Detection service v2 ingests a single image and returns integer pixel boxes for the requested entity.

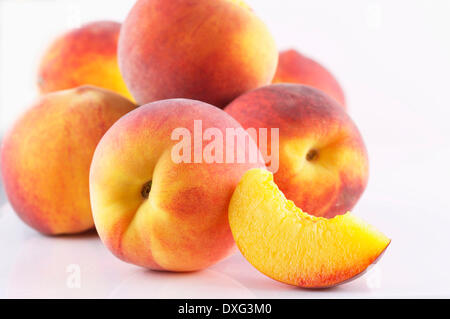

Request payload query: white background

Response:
[1,0,450,298]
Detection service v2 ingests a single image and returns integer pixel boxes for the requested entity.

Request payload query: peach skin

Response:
[229,168,390,288]
[89,99,264,271]
[118,0,278,108]
[225,84,369,218]
[0,86,137,235]
[37,21,132,100]
[273,49,346,109]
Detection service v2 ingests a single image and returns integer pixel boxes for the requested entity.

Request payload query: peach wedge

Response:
[228,168,390,288]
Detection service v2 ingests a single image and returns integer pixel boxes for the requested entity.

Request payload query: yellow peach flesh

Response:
[228,168,390,288]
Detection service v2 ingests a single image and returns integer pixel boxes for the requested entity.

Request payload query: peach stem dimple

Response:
[141,181,152,199]
[306,149,319,161]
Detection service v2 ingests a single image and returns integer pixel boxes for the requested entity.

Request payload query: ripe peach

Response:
[0,86,137,234]
[225,84,368,218]
[273,49,346,108]
[89,99,264,271]
[229,168,390,288]
[37,21,132,100]
[118,0,278,108]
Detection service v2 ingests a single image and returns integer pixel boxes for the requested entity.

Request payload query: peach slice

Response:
[228,168,390,288]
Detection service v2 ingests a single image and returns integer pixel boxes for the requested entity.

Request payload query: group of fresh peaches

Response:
[0,0,390,288]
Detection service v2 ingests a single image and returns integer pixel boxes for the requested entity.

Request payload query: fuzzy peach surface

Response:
[0,86,137,234]
[118,0,278,107]
[38,21,132,100]
[273,49,346,108]
[225,84,369,218]
[89,99,264,271]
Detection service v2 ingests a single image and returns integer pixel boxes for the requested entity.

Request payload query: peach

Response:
[273,49,346,108]
[0,86,137,234]
[229,168,390,288]
[225,84,368,218]
[118,0,278,108]
[89,99,264,271]
[37,21,132,100]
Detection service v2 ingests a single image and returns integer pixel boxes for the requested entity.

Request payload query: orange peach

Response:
[229,168,390,288]
[0,86,137,234]
[225,84,368,218]
[118,0,278,108]
[37,21,132,100]
[89,99,264,271]
[273,49,346,108]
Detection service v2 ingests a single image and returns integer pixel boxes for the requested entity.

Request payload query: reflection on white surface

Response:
[1,191,450,298]
[109,268,255,299]
[0,206,257,299]
[4,228,119,298]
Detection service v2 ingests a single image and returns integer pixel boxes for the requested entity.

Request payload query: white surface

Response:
[1,0,450,298]
[0,198,449,299]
